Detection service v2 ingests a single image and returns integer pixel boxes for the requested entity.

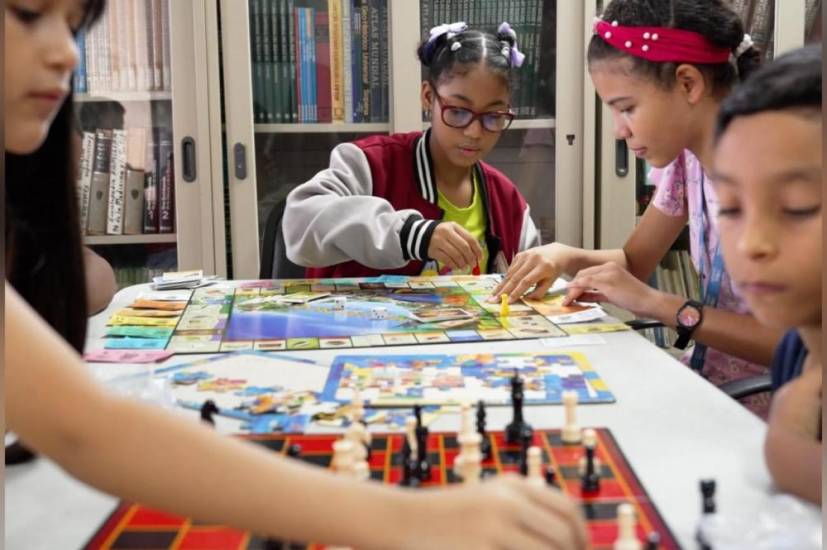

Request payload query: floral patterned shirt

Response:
[649,150,770,416]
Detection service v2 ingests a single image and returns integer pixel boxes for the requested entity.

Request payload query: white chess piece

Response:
[614,503,643,550]
[351,389,365,423]
[331,439,356,477]
[405,416,418,456]
[561,390,582,443]
[345,422,369,461]
[527,446,543,486]
[460,402,473,437]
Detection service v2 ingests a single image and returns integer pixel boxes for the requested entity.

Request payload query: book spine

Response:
[106,129,128,235]
[76,131,96,233]
[368,0,380,122]
[420,0,430,34]
[270,0,284,124]
[287,0,298,122]
[160,0,171,90]
[124,0,138,90]
[329,0,344,122]
[151,0,164,90]
[359,0,370,121]
[308,7,318,122]
[251,0,263,123]
[294,7,304,122]
[157,130,174,233]
[75,30,88,93]
[85,24,97,94]
[378,0,388,122]
[143,131,159,233]
[132,0,150,90]
[351,0,362,122]
[87,129,113,235]
[262,0,274,122]
[143,0,157,90]
[341,0,353,123]
[123,127,147,234]
[316,7,332,123]
[99,2,112,92]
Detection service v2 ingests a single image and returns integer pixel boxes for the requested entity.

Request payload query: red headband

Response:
[593,19,732,64]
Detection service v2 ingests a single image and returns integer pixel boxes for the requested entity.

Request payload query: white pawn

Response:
[561,390,582,444]
[351,389,365,423]
[459,401,474,437]
[345,422,369,462]
[526,446,544,487]
[455,450,482,484]
[614,503,642,550]
[331,439,356,477]
[405,416,418,455]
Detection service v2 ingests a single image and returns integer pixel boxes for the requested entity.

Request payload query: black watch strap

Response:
[674,299,704,350]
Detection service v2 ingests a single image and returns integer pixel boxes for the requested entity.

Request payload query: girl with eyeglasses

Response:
[284,22,540,278]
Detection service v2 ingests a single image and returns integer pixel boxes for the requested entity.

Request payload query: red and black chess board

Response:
[85,428,679,549]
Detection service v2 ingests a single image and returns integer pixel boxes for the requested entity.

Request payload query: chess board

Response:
[112,275,592,354]
[84,428,679,549]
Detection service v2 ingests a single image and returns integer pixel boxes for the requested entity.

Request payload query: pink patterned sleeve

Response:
[649,154,687,217]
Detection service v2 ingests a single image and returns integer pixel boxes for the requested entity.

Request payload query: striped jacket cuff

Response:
[400,216,440,261]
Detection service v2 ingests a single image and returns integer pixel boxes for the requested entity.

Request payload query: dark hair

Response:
[416,27,518,88]
[5,0,107,354]
[716,45,822,139]
[587,0,762,95]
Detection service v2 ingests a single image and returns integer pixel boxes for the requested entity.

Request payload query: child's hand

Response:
[401,474,589,550]
[768,362,822,440]
[489,245,564,303]
[563,262,657,316]
[427,222,484,272]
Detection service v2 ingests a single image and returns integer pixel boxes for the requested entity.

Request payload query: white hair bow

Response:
[497,22,525,68]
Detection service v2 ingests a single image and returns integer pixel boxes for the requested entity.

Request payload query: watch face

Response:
[678,305,701,328]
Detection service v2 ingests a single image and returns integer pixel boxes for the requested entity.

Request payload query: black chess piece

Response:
[696,479,717,550]
[581,442,600,492]
[476,400,492,460]
[286,444,302,458]
[644,531,661,550]
[200,399,219,426]
[544,465,558,487]
[413,405,431,481]
[505,370,533,444]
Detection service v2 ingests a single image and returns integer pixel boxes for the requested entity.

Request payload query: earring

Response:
[424,109,432,120]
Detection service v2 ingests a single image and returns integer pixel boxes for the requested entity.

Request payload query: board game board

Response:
[156,275,576,354]
[84,428,679,550]
[321,352,615,406]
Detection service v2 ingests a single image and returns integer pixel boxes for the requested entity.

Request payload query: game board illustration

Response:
[84,429,679,550]
[321,352,614,406]
[108,275,582,354]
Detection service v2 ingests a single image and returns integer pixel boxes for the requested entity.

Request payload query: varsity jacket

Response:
[283,130,540,278]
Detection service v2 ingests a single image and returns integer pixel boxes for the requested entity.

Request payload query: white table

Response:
[6,282,774,549]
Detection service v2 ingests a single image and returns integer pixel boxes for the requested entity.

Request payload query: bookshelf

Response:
[73,0,227,287]
[219,0,585,279]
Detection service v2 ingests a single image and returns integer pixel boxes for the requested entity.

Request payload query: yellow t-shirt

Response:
[433,172,489,275]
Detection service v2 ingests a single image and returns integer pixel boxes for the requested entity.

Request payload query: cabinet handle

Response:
[181,137,196,182]
[233,142,247,180]
[615,139,628,177]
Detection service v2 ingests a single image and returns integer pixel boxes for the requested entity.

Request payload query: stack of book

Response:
[74,0,171,95]
[76,127,175,236]
[249,0,390,124]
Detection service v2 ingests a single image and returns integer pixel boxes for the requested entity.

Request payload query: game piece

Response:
[644,532,660,550]
[331,440,355,476]
[614,503,642,550]
[499,293,510,317]
[544,465,558,487]
[561,390,582,444]
[332,296,347,310]
[526,446,543,486]
[476,400,491,459]
[286,444,302,458]
[414,405,431,481]
[505,370,533,444]
[370,306,388,320]
[345,422,369,462]
[518,433,531,476]
[200,399,219,426]
[454,450,482,484]
[700,479,716,514]
[459,402,473,437]
[399,439,417,487]
[404,416,418,456]
[581,428,601,492]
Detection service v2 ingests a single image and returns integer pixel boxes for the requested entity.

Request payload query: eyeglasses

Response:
[432,90,515,133]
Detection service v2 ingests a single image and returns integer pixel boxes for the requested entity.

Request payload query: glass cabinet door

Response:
[73,0,223,285]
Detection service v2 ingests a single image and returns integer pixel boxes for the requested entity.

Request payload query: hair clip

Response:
[451,41,462,52]
[497,22,525,68]
[424,21,468,62]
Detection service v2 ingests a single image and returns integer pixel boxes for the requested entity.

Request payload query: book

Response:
[270,0,283,123]
[359,0,370,121]
[294,7,304,122]
[315,6,332,123]
[107,129,128,235]
[251,0,264,123]
[74,30,88,93]
[76,131,96,232]
[160,0,171,90]
[143,0,157,90]
[329,0,345,122]
[87,129,113,235]
[151,0,165,89]
[378,0,388,122]
[143,131,159,233]
[262,0,275,122]
[132,0,150,90]
[286,0,298,122]
[123,127,148,234]
[341,0,353,123]
[368,0,380,122]
[157,130,174,233]
[351,0,363,122]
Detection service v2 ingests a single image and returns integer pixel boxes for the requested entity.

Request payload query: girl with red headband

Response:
[491,0,780,415]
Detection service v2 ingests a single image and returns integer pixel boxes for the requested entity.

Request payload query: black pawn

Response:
[476,400,492,460]
[505,370,533,444]
[414,405,431,481]
[581,444,600,492]
[644,531,661,550]
[700,479,716,514]
[544,465,558,487]
[200,399,219,426]
[399,439,416,487]
[286,444,302,458]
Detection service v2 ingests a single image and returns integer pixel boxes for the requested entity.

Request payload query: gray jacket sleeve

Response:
[283,143,437,269]
[519,205,542,251]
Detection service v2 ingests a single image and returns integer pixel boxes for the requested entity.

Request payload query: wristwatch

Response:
[674,299,704,349]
